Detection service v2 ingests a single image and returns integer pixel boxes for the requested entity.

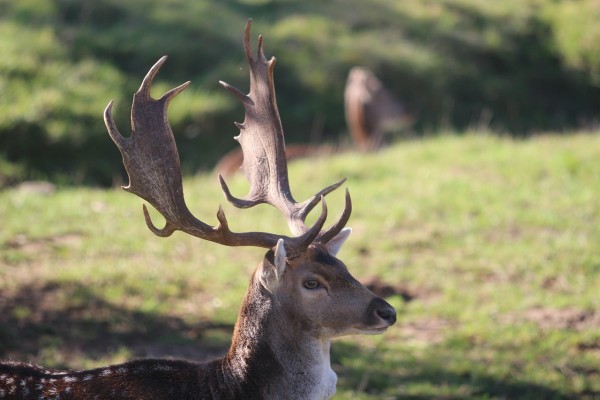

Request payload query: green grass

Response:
[1,133,599,398]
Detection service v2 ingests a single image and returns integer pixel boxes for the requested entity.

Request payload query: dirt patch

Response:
[362,276,416,301]
[502,307,600,331]
[578,340,600,352]
[398,317,454,344]
[14,181,56,195]
[4,233,84,258]
[482,225,560,245]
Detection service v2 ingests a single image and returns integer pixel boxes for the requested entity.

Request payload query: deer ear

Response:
[259,239,287,293]
[325,227,352,256]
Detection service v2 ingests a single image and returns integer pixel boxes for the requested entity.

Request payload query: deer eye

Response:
[303,279,320,290]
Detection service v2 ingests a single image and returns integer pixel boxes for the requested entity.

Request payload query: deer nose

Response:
[371,297,397,325]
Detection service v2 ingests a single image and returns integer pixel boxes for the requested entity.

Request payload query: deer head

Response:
[257,240,396,337]
[0,20,395,400]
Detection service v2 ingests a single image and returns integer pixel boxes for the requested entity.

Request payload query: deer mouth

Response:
[350,326,390,335]
[363,327,389,335]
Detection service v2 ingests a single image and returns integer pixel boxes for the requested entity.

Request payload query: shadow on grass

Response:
[0,281,232,368]
[332,341,575,400]
[1,281,591,398]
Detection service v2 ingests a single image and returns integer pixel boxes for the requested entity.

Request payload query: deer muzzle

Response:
[365,297,397,331]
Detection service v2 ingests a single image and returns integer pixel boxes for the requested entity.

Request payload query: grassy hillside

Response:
[1,133,599,399]
[2,0,600,185]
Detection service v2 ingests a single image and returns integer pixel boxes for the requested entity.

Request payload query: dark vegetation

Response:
[1,0,600,185]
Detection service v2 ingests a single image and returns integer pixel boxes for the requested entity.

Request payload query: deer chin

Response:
[320,325,389,339]
[350,326,389,335]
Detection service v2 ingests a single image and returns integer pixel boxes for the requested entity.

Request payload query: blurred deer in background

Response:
[0,20,396,399]
[345,66,414,151]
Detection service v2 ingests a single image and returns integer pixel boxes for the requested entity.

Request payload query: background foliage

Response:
[1,0,600,185]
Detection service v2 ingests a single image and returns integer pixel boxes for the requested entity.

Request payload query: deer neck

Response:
[222,276,337,400]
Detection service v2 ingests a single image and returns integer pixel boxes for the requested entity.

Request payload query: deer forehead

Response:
[286,246,352,280]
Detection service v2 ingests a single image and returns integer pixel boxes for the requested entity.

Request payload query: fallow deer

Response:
[344,66,414,151]
[0,20,396,399]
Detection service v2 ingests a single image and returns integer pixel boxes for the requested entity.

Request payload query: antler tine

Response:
[137,55,167,102]
[105,56,330,251]
[219,19,351,252]
[295,177,346,221]
[317,188,352,243]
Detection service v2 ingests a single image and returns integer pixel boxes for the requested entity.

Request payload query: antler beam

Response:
[219,20,352,246]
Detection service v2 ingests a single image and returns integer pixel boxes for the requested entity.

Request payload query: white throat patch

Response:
[306,340,337,400]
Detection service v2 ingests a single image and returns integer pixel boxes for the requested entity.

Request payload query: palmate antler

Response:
[104,20,350,255]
